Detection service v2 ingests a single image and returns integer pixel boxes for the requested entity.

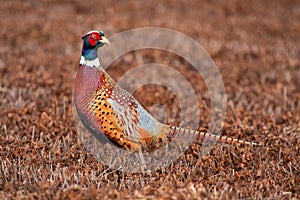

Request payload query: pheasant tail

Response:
[165,126,260,146]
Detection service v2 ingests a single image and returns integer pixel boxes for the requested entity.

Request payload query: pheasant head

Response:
[81,30,110,61]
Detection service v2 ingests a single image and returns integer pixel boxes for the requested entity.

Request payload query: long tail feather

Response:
[167,126,260,146]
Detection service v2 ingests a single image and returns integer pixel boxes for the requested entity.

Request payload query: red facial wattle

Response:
[88,34,100,46]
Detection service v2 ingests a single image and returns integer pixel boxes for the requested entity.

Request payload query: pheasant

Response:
[74,30,259,153]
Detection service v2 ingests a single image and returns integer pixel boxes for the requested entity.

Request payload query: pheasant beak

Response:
[99,36,110,45]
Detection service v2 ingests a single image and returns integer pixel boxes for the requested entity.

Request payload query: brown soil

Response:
[0,0,299,199]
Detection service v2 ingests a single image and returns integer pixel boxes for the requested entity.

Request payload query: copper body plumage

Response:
[74,30,259,153]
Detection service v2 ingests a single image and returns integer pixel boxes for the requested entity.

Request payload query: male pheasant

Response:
[74,30,258,153]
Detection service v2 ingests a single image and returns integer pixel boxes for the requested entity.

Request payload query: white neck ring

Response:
[80,56,101,68]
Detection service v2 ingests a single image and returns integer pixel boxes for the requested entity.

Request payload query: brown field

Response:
[0,0,299,199]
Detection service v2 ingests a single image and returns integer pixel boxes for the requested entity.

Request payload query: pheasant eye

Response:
[91,34,96,39]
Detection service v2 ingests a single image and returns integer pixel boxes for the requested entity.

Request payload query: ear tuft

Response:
[81,34,87,40]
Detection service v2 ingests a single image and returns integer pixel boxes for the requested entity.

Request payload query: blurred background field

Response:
[0,0,299,199]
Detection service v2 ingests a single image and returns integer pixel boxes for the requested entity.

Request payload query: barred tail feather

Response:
[167,126,259,146]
